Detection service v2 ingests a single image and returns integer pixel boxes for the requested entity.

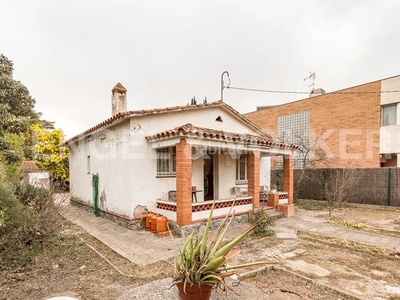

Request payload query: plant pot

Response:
[176,282,212,300]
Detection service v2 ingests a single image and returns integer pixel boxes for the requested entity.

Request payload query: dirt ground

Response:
[243,206,400,300]
[1,205,400,300]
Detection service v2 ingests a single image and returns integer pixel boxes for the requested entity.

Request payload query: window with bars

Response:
[157,147,176,176]
[236,154,247,182]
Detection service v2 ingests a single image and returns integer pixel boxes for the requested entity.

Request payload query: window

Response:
[382,105,397,126]
[236,154,247,182]
[87,156,90,174]
[157,147,176,176]
[277,111,310,169]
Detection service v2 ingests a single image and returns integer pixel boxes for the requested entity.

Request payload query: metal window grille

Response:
[157,147,176,176]
[236,154,248,181]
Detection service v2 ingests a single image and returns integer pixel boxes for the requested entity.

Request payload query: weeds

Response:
[295,199,328,210]
[249,209,275,238]
[0,182,65,269]
[374,247,388,255]
[329,219,370,230]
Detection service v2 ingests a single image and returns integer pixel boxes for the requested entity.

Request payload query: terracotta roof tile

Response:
[21,161,40,173]
[145,123,298,150]
[63,100,271,145]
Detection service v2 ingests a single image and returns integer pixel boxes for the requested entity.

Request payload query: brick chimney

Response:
[111,83,127,116]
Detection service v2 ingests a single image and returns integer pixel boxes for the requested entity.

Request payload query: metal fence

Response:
[272,168,400,207]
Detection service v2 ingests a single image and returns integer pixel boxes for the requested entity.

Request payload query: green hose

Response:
[92,173,99,215]
[387,168,391,207]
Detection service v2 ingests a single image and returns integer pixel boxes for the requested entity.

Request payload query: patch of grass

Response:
[373,247,388,255]
[329,219,370,230]
[295,199,328,210]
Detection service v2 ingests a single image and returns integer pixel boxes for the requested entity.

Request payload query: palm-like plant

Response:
[163,202,271,292]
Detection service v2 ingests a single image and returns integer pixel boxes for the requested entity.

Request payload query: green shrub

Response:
[0,183,61,269]
[13,182,51,206]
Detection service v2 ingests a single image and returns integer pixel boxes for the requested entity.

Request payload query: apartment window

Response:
[382,105,397,126]
[87,156,90,174]
[157,147,176,176]
[236,154,247,182]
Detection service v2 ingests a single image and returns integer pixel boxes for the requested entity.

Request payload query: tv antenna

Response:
[220,71,231,102]
[303,71,316,93]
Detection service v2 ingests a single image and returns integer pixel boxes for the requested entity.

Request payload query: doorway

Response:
[203,152,214,200]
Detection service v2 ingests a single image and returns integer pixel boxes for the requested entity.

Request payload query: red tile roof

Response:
[21,161,40,173]
[146,123,298,150]
[63,101,270,145]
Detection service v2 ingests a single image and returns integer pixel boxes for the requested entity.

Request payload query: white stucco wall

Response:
[217,153,236,198]
[260,157,271,187]
[69,105,271,217]
[26,172,50,190]
[139,107,261,136]
[381,76,400,105]
[380,125,400,154]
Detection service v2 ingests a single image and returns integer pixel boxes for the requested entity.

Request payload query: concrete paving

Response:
[61,205,184,267]
[61,204,400,268]
[59,204,400,300]
[274,209,400,252]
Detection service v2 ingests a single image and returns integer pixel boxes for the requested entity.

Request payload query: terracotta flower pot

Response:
[176,282,212,300]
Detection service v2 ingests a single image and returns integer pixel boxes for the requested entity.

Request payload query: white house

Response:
[21,161,50,190]
[64,83,297,229]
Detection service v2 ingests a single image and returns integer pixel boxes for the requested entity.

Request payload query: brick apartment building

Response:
[245,75,400,169]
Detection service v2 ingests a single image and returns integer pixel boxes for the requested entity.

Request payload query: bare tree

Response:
[278,131,360,216]
[323,167,359,217]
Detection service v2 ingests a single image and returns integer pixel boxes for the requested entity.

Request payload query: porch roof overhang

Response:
[145,123,298,156]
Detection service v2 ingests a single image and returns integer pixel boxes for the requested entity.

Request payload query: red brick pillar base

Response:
[268,193,279,208]
[277,203,295,217]
[176,139,192,226]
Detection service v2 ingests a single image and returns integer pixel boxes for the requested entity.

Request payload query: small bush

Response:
[250,209,275,238]
[295,199,328,210]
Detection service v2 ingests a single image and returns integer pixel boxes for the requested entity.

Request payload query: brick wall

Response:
[246,81,382,168]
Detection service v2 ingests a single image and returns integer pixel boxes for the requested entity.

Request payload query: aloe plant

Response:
[162,202,271,291]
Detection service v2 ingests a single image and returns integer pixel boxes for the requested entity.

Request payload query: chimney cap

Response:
[112,82,127,94]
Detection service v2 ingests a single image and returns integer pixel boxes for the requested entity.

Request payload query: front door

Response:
[204,152,214,200]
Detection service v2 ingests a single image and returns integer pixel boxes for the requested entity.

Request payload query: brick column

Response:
[278,154,295,217]
[247,150,260,208]
[176,138,192,226]
[283,154,294,204]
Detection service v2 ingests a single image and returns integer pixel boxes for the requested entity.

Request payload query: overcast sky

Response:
[2,0,400,138]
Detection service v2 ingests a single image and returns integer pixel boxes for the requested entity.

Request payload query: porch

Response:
[156,196,253,223]
[146,124,298,226]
